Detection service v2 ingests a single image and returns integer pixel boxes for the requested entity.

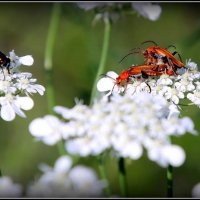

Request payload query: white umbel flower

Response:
[77,2,162,23]
[26,155,106,197]
[98,59,200,108]
[132,2,162,21]
[30,92,195,168]
[0,50,45,121]
[0,176,22,197]
[29,115,67,145]
[192,183,200,197]
[0,94,34,121]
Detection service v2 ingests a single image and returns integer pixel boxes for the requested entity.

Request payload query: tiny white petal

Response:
[12,103,26,118]
[1,104,16,121]
[124,142,143,160]
[54,156,72,174]
[18,97,34,110]
[181,117,196,135]
[168,104,180,119]
[97,77,115,92]
[19,55,34,66]
[185,59,198,70]
[162,145,185,167]
[29,116,54,137]
[43,134,61,145]
[97,71,118,92]
[106,71,119,79]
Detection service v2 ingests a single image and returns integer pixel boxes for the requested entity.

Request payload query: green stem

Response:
[98,155,111,196]
[57,140,66,156]
[167,164,173,197]
[90,18,111,197]
[0,169,2,177]
[44,3,63,156]
[118,157,128,197]
[90,18,111,105]
[44,3,61,114]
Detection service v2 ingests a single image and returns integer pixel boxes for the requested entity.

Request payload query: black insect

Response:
[0,51,11,74]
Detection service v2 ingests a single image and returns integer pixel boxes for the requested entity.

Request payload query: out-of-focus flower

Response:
[29,115,69,145]
[26,155,106,197]
[76,2,162,23]
[131,2,162,21]
[29,92,196,168]
[0,50,45,121]
[0,176,22,197]
[192,182,200,197]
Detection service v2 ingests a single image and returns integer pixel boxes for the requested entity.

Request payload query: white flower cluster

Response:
[29,92,196,167]
[0,50,45,121]
[77,2,162,23]
[27,155,106,197]
[0,176,22,197]
[0,156,105,197]
[97,60,200,107]
[192,182,200,197]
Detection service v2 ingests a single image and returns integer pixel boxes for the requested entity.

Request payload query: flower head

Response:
[77,2,162,23]
[26,155,106,197]
[0,176,22,197]
[192,182,200,197]
[29,91,196,168]
[132,2,162,21]
[0,50,45,121]
[97,59,200,108]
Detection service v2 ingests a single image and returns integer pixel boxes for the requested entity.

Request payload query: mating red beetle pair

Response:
[111,41,186,91]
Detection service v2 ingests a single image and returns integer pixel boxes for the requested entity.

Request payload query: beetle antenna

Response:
[141,40,158,46]
[119,52,134,63]
[100,73,116,81]
[166,45,176,50]
[119,47,141,63]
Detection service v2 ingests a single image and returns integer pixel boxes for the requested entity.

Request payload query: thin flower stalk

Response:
[98,155,111,196]
[44,3,61,113]
[90,17,111,105]
[167,164,173,197]
[118,157,128,197]
[44,3,65,156]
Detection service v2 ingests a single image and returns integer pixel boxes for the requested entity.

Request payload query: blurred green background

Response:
[0,2,200,197]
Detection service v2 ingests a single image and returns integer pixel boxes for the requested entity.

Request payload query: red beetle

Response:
[120,41,186,75]
[112,64,170,93]
[142,41,185,75]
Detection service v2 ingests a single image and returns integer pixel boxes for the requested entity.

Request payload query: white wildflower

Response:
[0,94,34,121]
[29,115,67,145]
[31,92,196,168]
[192,183,200,197]
[77,2,162,23]
[132,2,162,21]
[0,50,45,121]
[26,155,106,197]
[0,176,22,197]
[98,60,200,108]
